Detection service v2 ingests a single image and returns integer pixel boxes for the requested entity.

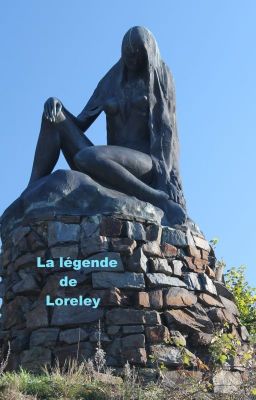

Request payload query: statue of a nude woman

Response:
[29,26,187,226]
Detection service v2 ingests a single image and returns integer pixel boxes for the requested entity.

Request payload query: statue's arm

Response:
[62,105,101,132]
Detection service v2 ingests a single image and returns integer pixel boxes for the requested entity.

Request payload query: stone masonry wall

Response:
[0,214,250,372]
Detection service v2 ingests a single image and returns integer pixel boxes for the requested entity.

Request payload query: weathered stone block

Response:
[48,222,80,246]
[4,297,26,329]
[183,272,217,295]
[122,347,147,365]
[148,258,172,275]
[213,371,242,394]
[161,228,187,247]
[100,216,123,237]
[148,290,163,309]
[142,242,162,257]
[12,275,39,295]
[51,245,79,259]
[59,328,89,344]
[146,224,162,242]
[111,238,136,255]
[146,274,187,288]
[171,260,183,276]
[199,293,224,308]
[92,272,145,289]
[89,288,123,306]
[169,330,186,347]
[220,296,239,316]
[81,219,100,239]
[124,221,146,241]
[186,245,201,258]
[193,235,210,252]
[21,347,52,372]
[161,243,178,257]
[107,326,121,335]
[81,236,109,257]
[165,307,214,334]
[214,281,235,301]
[106,309,161,325]
[51,307,103,327]
[122,334,145,348]
[145,325,170,343]
[27,231,45,252]
[14,253,35,270]
[149,344,196,367]
[30,328,59,347]
[26,303,49,330]
[123,325,144,334]
[11,330,30,352]
[54,342,93,364]
[135,292,150,308]
[12,227,31,245]
[127,247,148,273]
[89,331,111,342]
[164,287,197,308]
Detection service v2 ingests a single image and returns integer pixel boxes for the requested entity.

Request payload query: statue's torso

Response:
[105,78,151,154]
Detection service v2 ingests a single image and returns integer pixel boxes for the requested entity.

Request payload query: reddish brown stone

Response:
[145,325,170,343]
[100,216,123,237]
[122,347,147,365]
[201,249,210,260]
[135,292,150,308]
[186,245,201,259]
[193,236,210,252]
[205,265,216,279]
[165,307,214,334]
[89,288,124,306]
[193,257,208,270]
[164,287,197,308]
[199,293,224,308]
[110,237,136,255]
[149,290,163,310]
[184,256,194,269]
[161,243,178,257]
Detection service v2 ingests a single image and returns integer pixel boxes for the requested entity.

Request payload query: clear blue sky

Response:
[1,1,255,285]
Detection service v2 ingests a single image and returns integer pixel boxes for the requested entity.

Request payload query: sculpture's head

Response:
[121,26,160,72]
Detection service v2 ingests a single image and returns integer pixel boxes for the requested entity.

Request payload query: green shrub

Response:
[224,265,256,334]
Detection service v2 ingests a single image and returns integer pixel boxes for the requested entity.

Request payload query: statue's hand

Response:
[44,97,62,122]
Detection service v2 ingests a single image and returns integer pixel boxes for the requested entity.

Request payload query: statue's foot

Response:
[160,197,187,226]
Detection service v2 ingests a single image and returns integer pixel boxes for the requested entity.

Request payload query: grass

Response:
[0,359,255,400]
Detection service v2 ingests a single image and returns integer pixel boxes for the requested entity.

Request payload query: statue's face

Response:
[122,30,148,72]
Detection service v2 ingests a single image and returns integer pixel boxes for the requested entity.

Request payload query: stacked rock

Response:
[0,213,249,372]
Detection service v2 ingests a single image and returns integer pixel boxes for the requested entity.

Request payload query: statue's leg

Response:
[74,145,168,205]
[29,112,92,184]
[74,145,186,224]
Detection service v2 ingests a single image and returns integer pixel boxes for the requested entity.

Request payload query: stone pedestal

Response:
[0,211,248,372]
[0,170,249,372]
